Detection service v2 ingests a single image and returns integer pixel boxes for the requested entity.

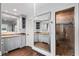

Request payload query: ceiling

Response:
[1,3,75,20]
[2,3,34,17]
[2,3,75,16]
[1,3,34,23]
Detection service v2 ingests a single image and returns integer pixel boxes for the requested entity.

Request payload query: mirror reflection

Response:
[1,13,17,32]
[34,20,50,52]
[34,21,50,51]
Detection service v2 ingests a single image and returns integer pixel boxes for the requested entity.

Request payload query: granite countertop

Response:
[1,32,25,38]
[1,35,20,38]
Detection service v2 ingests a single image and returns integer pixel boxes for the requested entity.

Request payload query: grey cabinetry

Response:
[1,35,26,54]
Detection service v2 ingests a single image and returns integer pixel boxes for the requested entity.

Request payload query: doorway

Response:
[55,7,75,56]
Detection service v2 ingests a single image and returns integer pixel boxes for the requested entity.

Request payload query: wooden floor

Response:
[34,42,50,52]
[3,47,45,56]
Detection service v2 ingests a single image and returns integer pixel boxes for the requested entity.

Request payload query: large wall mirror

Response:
[1,12,17,32]
[34,12,51,52]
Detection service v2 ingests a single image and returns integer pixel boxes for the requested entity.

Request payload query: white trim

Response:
[32,46,51,56]
[74,4,79,56]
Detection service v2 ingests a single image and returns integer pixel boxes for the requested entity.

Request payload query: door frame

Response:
[51,4,78,56]
[32,12,52,56]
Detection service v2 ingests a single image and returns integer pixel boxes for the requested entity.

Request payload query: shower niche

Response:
[55,7,75,56]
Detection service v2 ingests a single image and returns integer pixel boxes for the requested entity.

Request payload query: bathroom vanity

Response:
[1,32,26,54]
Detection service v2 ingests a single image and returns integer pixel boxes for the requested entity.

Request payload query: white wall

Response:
[2,3,34,18]
[36,3,75,15]
[26,17,34,47]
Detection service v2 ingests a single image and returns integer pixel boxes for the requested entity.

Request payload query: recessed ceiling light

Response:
[13,9,17,11]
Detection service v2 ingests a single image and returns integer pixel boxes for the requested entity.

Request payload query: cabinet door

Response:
[1,39,6,54]
[21,35,26,47]
[14,36,21,48]
[2,36,26,52]
[4,38,12,52]
[6,37,16,51]
[5,36,21,52]
[34,34,39,42]
[39,34,49,44]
